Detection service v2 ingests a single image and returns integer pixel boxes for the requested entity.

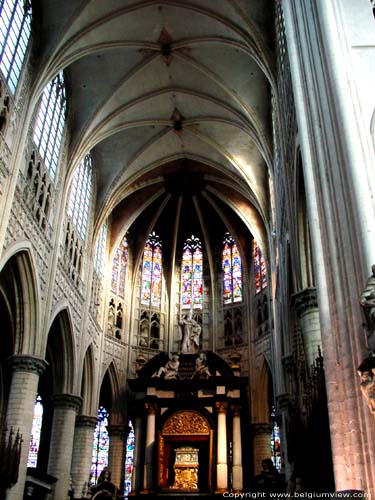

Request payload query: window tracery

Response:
[181,235,203,310]
[67,154,93,241]
[91,406,109,485]
[222,233,242,304]
[141,231,162,309]
[0,0,32,94]
[32,70,66,181]
[124,421,135,498]
[253,239,267,294]
[27,395,43,468]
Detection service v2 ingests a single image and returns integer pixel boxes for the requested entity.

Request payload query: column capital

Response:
[292,287,318,317]
[250,422,272,435]
[215,401,228,413]
[75,415,98,429]
[50,393,82,412]
[145,402,157,414]
[231,404,242,416]
[8,354,48,376]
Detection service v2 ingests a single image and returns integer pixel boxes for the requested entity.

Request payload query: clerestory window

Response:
[32,70,66,181]
[67,154,93,240]
[0,0,32,94]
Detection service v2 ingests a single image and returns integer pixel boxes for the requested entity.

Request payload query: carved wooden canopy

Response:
[162,410,210,435]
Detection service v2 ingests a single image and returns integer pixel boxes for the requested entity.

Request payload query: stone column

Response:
[293,288,321,367]
[215,401,228,493]
[131,416,143,493]
[108,424,126,491]
[142,402,156,493]
[231,405,243,492]
[5,355,47,500]
[71,416,97,499]
[251,423,271,476]
[48,394,82,500]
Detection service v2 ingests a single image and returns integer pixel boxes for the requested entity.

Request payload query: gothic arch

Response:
[100,361,122,424]
[80,344,96,416]
[45,308,76,394]
[254,357,273,423]
[0,246,40,356]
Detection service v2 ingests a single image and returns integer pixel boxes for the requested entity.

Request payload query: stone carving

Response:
[178,311,201,353]
[192,352,211,379]
[357,356,375,414]
[152,354,180,379]
[162,410,210,435]
[360,265,375,351]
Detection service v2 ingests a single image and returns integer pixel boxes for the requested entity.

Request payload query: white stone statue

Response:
[178,311,201,353]
[152,354,180,379]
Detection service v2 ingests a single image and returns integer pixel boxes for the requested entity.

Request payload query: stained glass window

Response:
[270,406,281,472]
[67,154,93,240]
[181,235,203,310]
[32,70,66,180]
[141,231,162,309]
[27,395,43,468]
[91,406,109,485]
[0,0,32,94]
[222,233,242,304]
[124,421,135,498]
[94,222,107,278]
[111,235,128,298]
[253,239,267,294]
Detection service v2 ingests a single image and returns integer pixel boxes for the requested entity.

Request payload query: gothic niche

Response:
[224,308,243,346]
[139,310,160,349]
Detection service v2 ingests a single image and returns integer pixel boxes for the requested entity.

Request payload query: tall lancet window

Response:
[181,235,203,310]
[91,406,109,485]
[0,0,32,94]
[222,233,242,304]
[27,395,43,467]
[67,153,93,240]
[94,222,107,278]
[141,231,162,309]
[253,239,267,294]
[32,70,66,180]
[111,235,128,299]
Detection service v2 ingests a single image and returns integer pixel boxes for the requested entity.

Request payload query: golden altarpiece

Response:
[127,351,248,499]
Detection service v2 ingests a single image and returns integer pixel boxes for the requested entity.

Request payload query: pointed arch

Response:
[100,360,122,424]
[46,307,76,394]
[80,344,96,415]
[254,356,273,423]
[0,245,41,356]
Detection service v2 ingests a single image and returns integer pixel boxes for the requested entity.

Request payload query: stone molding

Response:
[8,354,48,376]
[276,392,291,411]
[75,415,98,429]
[292,287,318,317]
[50,393,82,412]
[251,423,272,435]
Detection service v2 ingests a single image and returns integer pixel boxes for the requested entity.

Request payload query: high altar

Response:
[127,350,248,498]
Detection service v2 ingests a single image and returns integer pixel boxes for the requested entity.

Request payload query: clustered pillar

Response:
[71,415,98,498]
[48,393,82,500]
[5,355,47,500]
[108,424,126,490]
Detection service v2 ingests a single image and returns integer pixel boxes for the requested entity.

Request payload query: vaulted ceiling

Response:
[34,0,276,262]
